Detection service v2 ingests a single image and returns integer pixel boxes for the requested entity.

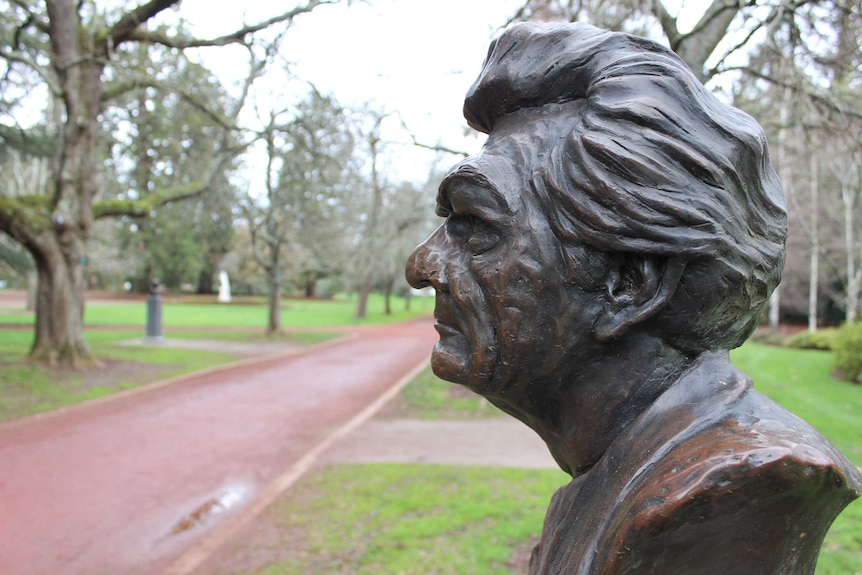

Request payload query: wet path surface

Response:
[0,318,435,575]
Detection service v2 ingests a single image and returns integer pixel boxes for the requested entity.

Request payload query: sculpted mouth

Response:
[433,303,463,338]
[434,320,462,338]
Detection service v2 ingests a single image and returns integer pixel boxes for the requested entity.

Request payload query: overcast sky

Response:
[174,0,526,184]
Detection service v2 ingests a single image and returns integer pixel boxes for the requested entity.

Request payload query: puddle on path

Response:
[169,483,252,536]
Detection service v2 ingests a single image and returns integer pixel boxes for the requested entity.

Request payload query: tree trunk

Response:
[843,179,858,323]
[26,270,37,311]
[24,0,104,366]
[267,279,282,335]
[304,277,317,298]
[769,290,780,331]
[654,0,740,83]
[28,232,96,367]
[356,278,372,319]
[197,268,214,294]
[383,279,393,315]
[849,271,862,325]
[354,124,384,320]
[808,152,819,332]
[769,87,792,333]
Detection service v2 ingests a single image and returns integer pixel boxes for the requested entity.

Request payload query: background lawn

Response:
[0,293,433,327]
[0,329,240,422]
[239,464,569,575]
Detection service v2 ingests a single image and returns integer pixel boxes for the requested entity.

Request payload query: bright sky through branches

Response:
[175,0,707,184]
[177,0,523,183]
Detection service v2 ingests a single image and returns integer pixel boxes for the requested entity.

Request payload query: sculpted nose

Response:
[405,226,449,291]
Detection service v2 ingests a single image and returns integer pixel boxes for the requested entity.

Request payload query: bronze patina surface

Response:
[406,22,861,575]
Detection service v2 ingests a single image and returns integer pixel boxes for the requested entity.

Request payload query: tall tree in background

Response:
[353,114,386,320]
[376,176,440,315]
[351,113,442,319]
[508,0,745,81]
[245,88,356,334]
[0,0,333,365]
[109,45,238,293]
[734,1,862,326]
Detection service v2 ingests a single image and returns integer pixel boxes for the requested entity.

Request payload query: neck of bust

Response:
[504,332,695,476]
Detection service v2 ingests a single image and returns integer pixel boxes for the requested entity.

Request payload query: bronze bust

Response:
[406,22,861,574]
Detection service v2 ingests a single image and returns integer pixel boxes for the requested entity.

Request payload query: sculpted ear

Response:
[594,255,686,341]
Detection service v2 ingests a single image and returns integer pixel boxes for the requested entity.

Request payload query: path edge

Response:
[0,332,354,433]
[164,354,431,575]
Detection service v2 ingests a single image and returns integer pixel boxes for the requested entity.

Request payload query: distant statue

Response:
[217,270,231,303]
[406,23,861,574]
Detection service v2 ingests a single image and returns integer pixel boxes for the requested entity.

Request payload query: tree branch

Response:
[671,0,746,81]
[705,16,766,80]
[105,0,180,48]
[396,115,470,157]
[0,46,62,97]
[0,122,57,158]
[93,146,242,220]
[125,0,336,49]
[718,65,862,121]
[92,181,204,219]
[10,0,51,44]
[101,78,240,131]
[0,195,52,243]
[651,0,681,50]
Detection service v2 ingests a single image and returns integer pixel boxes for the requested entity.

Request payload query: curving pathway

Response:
[0,318,436,575]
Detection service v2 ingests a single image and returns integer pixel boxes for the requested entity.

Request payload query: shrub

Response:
[785,328,840,351]
[748,329,788,347]
[833,322,862,384]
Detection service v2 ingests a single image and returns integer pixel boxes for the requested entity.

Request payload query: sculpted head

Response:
[406,23,786,418]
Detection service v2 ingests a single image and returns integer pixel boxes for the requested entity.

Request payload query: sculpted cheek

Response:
[449,267,498,378]
[481,249,545,357]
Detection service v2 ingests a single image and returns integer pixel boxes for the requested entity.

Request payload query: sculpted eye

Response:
[467,226,501,255]
[445,214,472,240]
[446,213,500,255]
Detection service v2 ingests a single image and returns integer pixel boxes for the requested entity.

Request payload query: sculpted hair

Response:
[464,23,787,351]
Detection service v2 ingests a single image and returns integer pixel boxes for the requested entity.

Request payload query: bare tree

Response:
[831,158,862,323]
[808,148,820,331]
[507,0,743,81]
[353,115,386,320]
[245,89,356,333]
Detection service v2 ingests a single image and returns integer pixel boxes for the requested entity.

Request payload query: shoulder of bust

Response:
[595,415,860,575]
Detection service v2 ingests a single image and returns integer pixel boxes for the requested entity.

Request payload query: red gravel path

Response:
[0,318,436,575]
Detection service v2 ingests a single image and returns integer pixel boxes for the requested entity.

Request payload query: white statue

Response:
[217,270,231,303]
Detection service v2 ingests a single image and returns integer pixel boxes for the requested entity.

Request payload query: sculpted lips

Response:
[433,300,463,339]
[434,320,461,338]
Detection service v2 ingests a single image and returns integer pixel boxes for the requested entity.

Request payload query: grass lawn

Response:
[243,342,862,575]
[0,293,433,327]
[221,464,568,575]
[0,329,243,423]
[391,366,500,419]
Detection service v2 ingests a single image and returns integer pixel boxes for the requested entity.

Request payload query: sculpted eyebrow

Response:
[437,166,511,218]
